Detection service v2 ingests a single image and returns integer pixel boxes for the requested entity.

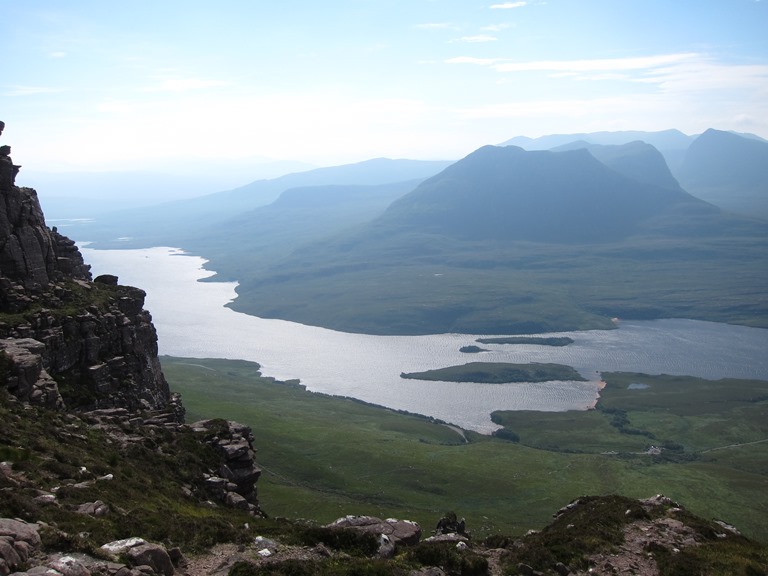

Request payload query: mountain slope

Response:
[675,128,768,219]
[182,179,423,279]
[552,140,682,191]
[226,144,768,334]
[372,145,700,244]
[66,158,452,248]
[501,129,695,172]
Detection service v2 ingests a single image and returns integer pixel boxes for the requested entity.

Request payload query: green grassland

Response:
[163,357,768,542]
[225,233,768,335]
[400,362,585,383]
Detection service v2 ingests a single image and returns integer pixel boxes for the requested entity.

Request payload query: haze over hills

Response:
[179,180,426,278]
[61,128,768,335]
[676,128,768,220]
[26,158,317,217]
[551,141,682,191]
[219,143,768,335]
[64,157,452,247]
[503,129,768,221]
[501,129,695,173]
[370,145,699,244]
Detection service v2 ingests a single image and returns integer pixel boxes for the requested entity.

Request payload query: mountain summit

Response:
[676,128,768,219]
[373,145,707,243]
[228,142,768,334]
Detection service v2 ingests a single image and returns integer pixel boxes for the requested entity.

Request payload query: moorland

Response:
[5,120,768,574]
[53,127,768,555]
[162,357,768,542]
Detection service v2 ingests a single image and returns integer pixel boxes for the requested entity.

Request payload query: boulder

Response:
[327,515,421,556]
[46,554,91,576]
[100,537,147,557]
[0,519,41,574]
[76,500,109,517]
[192,419,262,513]
[0,338,64,409]
[126,543,174,576]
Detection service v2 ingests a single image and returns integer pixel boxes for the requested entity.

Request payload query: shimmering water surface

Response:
[82,247,768,433]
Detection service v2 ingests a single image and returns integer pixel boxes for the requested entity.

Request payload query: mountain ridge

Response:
[676,128,768,219]
[2,121,767,575]
[223,142,768,334]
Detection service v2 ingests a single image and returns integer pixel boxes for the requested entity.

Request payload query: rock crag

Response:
[0,123,265,576]
[0,121,173,416]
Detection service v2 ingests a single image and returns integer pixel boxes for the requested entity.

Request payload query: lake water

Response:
[81,246,768,433]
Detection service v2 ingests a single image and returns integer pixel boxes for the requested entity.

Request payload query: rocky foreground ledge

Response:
[1,491,763,575]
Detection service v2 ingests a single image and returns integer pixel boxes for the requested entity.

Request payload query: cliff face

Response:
[0,123,178,418]
[0,125,267,576]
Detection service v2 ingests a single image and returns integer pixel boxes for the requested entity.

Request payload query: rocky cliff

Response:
[0,122,176,416]
[0,122,265,575]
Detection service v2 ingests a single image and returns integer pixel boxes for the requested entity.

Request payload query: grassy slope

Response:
[163,357,768,542]
[227,232,768,335]
[216,145,768,335]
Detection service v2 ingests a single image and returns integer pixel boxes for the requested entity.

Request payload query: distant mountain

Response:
[227,145,768,334]
[502,129,694,151]
[27,159,318,219]
[675,129,768,219]
[501,129,694,172]
[551,140,682,192]
[371,145,706,244]
[64,157,453,247]
[183,180,424,280]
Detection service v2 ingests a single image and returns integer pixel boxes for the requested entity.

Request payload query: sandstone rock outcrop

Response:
[326,515,422,557]
[192,419,263,514]
[0,121,173,416]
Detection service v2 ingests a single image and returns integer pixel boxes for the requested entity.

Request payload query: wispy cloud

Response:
[415,22,454,30]
[446,56,499,65]
[50,51,67,58]
[3,85,65,96]
[490,2,527,9]
[446,53,708,83]
[488,53,698,73]
[142,77,230,93]
[444,52,768,138]
[453,34,498,43]
[445,52,768,98]
[482,23,512,32]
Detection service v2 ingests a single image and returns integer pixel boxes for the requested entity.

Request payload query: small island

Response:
[459,345,488,353]
[475,336,574,346]
[400,362,586,383]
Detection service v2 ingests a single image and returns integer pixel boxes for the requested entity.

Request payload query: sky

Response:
[1,0,767,175]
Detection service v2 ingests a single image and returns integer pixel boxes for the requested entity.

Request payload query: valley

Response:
[67,132,768,337]
[161,357,768,543]
[3,123,768,574]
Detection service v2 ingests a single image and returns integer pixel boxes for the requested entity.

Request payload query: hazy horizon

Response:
[2,1,767,176]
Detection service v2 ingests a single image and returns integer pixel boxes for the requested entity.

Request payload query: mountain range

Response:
[2,124,768,575]
[676,128,768,219]
[59,128,768,335]
[218,142,767,334]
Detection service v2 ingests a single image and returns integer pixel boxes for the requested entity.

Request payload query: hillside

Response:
[551,141,681,191]
[676,128,768,219]
[371,145,700,243]
[174,179,424,281]
[64,158,452,249]
[500,129,694,172]
[225,144,768,334]
[502,128,768,219]
[3,123,768,575]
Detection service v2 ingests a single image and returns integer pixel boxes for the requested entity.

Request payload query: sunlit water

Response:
[82,246,768,433]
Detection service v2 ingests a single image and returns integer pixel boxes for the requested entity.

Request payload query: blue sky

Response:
[1,0,767,173]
